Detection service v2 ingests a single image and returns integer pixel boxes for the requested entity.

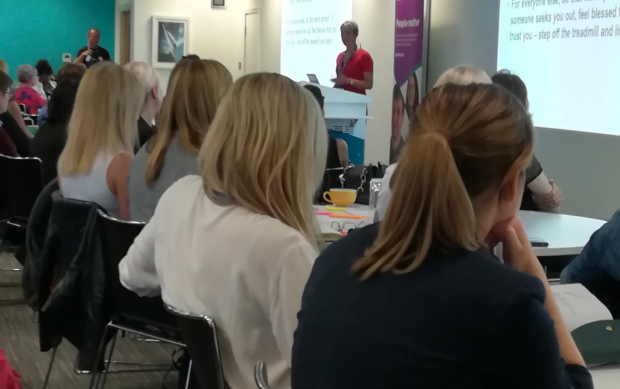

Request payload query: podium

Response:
[299,82,372,165]
[299,82,372,133]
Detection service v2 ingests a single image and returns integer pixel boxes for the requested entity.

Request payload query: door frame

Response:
[243,8,261,75]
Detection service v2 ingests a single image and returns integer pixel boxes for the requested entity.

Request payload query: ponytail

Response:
[353,83,534,280]
[352,133,478,280]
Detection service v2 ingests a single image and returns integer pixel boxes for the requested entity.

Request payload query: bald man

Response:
[75,28,111,68]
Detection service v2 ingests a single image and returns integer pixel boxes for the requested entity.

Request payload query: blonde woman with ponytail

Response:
[292,84,592,389]
[58,62,143,219]
[120,73,327,389]
[127,59,232,221]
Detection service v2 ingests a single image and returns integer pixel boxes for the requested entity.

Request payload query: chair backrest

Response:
[97,210,178,328]
[165,304,226,389]
[254,361,272,389]
[23,116,34,126]
[0,154,44,222]
[18,103,26,113]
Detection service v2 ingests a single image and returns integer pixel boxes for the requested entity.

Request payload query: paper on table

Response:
[550,284,612,332]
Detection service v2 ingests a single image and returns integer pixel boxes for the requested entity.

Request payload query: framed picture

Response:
[212,0,225,6]
[151,16,190,69]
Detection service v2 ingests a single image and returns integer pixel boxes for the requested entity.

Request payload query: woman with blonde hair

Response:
[124,61,162,148]
[292,83,592,388]
[119,73,327,389]
[127,59,232,221]
[58,62,143,219]
[377,65,492,220]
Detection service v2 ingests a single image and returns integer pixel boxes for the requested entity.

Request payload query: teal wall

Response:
[0,0,115,80]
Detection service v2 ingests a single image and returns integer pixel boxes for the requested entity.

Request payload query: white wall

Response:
[132,0,260,90]
[260,0,396,164]
[428,0,619,220]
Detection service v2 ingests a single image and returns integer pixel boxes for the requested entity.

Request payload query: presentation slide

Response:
[281,0,353,85]
[498,0,620,136]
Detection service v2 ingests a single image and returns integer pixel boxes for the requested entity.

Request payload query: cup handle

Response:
[323,192,333,204]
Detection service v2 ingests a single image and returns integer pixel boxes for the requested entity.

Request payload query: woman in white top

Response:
[58,62,143,219]
[119,73,328,389]
[377,65,492,220]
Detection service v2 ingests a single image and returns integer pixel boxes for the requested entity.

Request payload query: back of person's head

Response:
[491,70,528,108]
[17,64,36,83]
[354,83,533,279]
[0,70,12,92]
[59,62,143,176]
[0,59,8,74]
[434,65,492,88]
[56,63,87,84]
[47,79,80,125]
[181,54,201,61]
[145,59,232,185]
[304,84,324,111]
[125,61,162,106]
[200,73,328,246]
[35,59,53,76]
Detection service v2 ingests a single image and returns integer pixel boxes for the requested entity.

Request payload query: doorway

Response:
[244,10,261,75]
[120,10,131,66]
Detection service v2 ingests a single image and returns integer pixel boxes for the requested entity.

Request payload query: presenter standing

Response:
[334,21,373,94]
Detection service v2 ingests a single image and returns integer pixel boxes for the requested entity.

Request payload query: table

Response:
[519,211,606,257]
[591,365,620,389]
[315,205,606,257]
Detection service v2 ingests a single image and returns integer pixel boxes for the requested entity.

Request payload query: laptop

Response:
[307,73,320,84]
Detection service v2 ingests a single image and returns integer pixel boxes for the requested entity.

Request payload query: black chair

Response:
[0,154,43,304]
[165,304,226,389]
[254,361,272,389]
[89,210,184,389]
[18,103,26,113]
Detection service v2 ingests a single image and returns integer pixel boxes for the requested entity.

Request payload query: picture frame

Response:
[151,16,190,69]
[212,0,225,7]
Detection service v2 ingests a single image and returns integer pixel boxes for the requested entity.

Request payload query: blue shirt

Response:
[38,105,48,126]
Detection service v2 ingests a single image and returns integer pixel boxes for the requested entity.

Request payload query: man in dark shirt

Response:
[75,28,111,68]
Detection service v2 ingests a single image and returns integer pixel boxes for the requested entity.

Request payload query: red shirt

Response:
[14,86,47,115]
[336,48,373,95]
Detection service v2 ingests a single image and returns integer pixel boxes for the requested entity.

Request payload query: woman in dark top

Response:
[292,84,592,389]
[0,70,30,156]
[29,79,80,185]
[492,71,562,212]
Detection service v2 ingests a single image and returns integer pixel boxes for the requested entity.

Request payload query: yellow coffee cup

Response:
[323,188,357,207]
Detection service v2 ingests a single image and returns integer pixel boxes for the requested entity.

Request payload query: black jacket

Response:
[25,189,108,370]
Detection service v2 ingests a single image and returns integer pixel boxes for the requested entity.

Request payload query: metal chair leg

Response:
[184,359,193,389]
[41,346,58,389]
[89,324,112,389]
[97,330,119,389]
[254,361,271,389]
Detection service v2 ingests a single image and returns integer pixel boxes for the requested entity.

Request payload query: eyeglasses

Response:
[330,221,359,233]
[0,91,12,99]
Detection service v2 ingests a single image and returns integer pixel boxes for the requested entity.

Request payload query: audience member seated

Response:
[14,64,47,114]
[561,212,620,317]
[303,84,348,168]
[0,72,18,156]
[376,65,492,220]
[0,59,31,142]
[127,59,232,222]
[492,71,562,213]
[119,73,327,389]
[125,62,162,149]
[30,79,80,185]
[38,63,87,126]
[292,83,592,389]
[0,71,30,156]
[34,59,56,100]
[58,62,142,219]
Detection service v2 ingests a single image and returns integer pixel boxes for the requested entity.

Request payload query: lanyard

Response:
[338,46,357,73]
